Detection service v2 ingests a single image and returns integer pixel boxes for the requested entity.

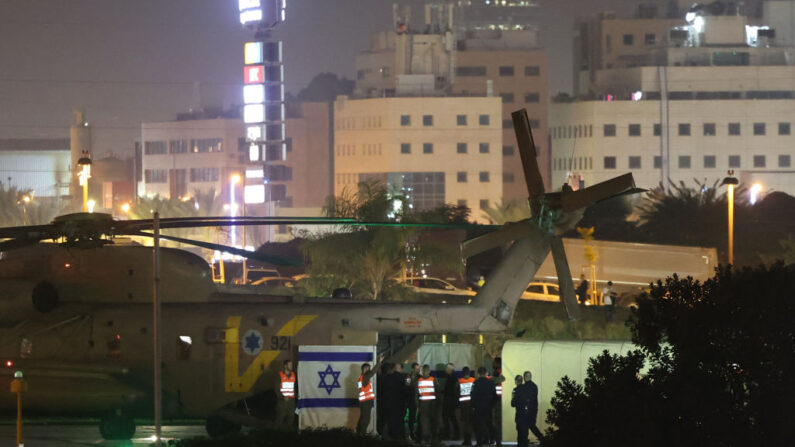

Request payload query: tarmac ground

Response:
[0,424,206,446]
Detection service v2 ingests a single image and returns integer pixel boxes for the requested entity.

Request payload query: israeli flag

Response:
[297,345,377,432]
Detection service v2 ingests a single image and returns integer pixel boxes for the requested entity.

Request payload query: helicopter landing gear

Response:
[99,410,136,440]
[205,413,241,438]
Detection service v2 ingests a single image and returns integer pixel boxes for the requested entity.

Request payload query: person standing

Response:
[491,358,505,447]
[407,362,420,441]
[356,353,384,435]
[458,367,476,446]
[603,280,616,322]
[441,363,460,441]
[576,274,590,305]
[471,367,496,447]
[513,371,545,447]
[275,359,296,430]
[385,363,407,440]
[416,364,438,447]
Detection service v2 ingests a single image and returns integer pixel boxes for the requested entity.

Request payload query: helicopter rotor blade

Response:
[512,109,546,203]
[460,222,533,259]
[133,232,302,267]
[550,236,581,321]
[560,173,640,212]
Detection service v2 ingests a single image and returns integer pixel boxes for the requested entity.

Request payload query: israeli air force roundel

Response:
[242,329,264,356]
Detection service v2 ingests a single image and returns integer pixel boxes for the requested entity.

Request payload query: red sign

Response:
[244,65,264,84]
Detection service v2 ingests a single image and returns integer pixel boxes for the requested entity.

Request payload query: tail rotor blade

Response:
[550,236,581,321]
[512,109,546,201]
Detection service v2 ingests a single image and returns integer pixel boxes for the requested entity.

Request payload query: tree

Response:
[0,184,62,227]
[481,199,531,224]
[296,73,355,102]
[545,264,795,445]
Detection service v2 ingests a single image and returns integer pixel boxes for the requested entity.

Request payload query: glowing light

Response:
[240,9,263,24]
[632,91,643,101]
[244,184,266,204]
[231,173,242,184]
[243,84,265,104]
[693,16,705,33]
[121,203,131,213]
[244,65,264,84]
[244,42,263,64]
[64,263,71,268]
[5,360,12,368]
[87,199,96,213]
[750,183,763,205]
[247,126,263,141]
[249,144,260,161]
[244,104,265,124]
[179,336,193,345]
[685,12,696,23]
[21,195,31,204]
[246,169,264,179]
[239,0,261,10]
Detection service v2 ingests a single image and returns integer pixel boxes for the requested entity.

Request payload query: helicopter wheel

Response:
[99,411,136,440]
[205,413,241,438]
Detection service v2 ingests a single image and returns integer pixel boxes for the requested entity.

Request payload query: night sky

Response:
[0,0,649,155]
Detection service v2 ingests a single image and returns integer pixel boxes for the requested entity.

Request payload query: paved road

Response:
[0,424,206,446]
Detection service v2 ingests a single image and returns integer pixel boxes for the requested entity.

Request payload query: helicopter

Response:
[0,109,641,439]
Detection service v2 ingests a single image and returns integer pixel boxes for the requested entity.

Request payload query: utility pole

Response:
[153,212,162,445]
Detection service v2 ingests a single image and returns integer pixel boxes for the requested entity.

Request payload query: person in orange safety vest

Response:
[356,353,384,435]
[275,359,297,430]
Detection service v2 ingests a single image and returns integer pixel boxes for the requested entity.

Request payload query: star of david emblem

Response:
[317,364,341,395]
[242,329,263,356]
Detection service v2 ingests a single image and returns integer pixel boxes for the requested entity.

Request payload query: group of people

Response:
[273,356,545,446]
[375,357,544,447]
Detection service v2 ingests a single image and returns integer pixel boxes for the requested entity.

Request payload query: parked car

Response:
[251,277,296,288]
[521,282,560,302]
[401,277,475,296]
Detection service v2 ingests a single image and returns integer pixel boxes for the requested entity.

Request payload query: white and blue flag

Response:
[297,345,377,431]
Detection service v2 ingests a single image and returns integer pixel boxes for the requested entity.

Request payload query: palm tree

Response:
[481,199,531,224]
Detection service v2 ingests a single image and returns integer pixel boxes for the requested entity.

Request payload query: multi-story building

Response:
[333,96,502,222]
[0,139,71,198]
[552,8,795,197]
[355,3,548,200]
[140,104,332,214]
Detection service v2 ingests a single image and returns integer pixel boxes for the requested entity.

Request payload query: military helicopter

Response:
[0,109,641,439]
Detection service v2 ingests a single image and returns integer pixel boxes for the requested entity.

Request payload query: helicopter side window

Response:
[177,336,192,360]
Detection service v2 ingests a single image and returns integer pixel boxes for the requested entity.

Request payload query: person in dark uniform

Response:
[512,371,545,447]
[491,357,505,447]
[471,367,496,447]
[441,363,460,440]
[407,362,420,440]
[384,363,407,440]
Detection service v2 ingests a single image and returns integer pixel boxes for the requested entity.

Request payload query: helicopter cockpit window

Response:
[177,336,192,360]
[107,334,121,357]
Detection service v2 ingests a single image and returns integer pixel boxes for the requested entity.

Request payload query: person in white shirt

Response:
[603,281,616,322]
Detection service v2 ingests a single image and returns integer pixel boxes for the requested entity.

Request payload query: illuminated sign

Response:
[244,65,264,84]
[248,144,261,161]
[244,104,265,124]
[246,168,264,179]
[246,125,263,141]
[244,42,263,64]
[239,0,260,9]
[244,184,266,204]
[240,9,264,24]
[244,84,265,104]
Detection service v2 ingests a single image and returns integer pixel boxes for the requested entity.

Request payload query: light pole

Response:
[230,173,241,247]
[721,171,739,265]
[77,151,92,212]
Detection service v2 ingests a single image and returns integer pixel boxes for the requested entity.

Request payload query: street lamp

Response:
[77,151,92,212]
[121,203,131,214]
[230,174,241,247]
[721,171,739,265]
[749,183,763,205]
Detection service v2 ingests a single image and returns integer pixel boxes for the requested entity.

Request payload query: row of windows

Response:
[400,114,491,127]
[336,143,383,157]
[400,142,495,154]
[499,92,540,104]
[553,122,795,139]
[336,116,384,130]
[144,139,224,154]
[456,65,540,77]
[190,167,220,182]
[144,169,168,183]
[554,154,792,171]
